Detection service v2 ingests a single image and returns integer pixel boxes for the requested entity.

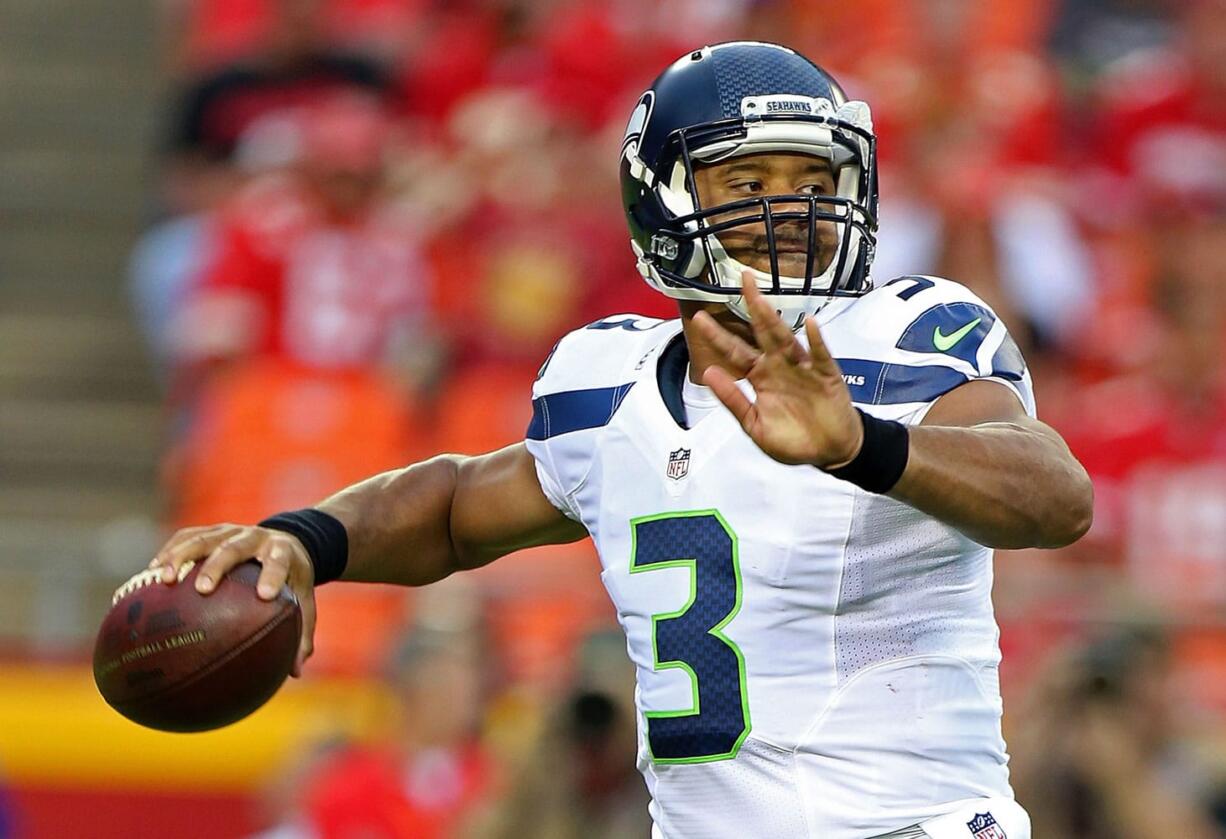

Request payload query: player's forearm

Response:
[316,455,468,586]
[888,420,1093,549]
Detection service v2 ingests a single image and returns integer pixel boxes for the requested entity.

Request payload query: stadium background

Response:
[2,0,1225,836]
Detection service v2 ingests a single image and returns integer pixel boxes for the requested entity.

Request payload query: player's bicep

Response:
[921,379,1028,427]
[922,378,1067,449]
[449,443,588,569]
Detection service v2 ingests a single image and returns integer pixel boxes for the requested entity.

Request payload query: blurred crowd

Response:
[124,0,1226,835]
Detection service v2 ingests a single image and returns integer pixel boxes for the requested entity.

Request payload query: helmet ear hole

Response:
[679,238,707,279]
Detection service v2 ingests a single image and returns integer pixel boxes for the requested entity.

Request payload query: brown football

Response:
[93,560,301,733]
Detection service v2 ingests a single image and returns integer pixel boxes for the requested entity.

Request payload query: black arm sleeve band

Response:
[823,409,910,494]
[258,508,349,585]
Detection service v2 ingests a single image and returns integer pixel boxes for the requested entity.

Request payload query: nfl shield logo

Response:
[666,448,691,480]
[966,812,1007,839]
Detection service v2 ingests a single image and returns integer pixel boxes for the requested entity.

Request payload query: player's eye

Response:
[728,180,764,194]
[798,183,831,196]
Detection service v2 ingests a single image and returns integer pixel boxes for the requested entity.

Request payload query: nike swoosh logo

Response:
[933,317,982,351]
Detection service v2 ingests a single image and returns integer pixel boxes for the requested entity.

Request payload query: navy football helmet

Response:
[620,42,879,328]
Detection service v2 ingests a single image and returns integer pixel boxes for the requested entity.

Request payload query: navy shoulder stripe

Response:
[837,359,968,405]
[990,333,1026,381]
[526,383,635,441]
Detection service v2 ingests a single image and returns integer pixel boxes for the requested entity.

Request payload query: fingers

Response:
[150,524,237,585]
[253,538,295,600]
[252,533,315,675]
[194,528,264,593]
[803,316,843,379]
[250,532,315,676]
[692,310,760,377]
[741,271,806,363]
[292,593,317,678]
[703,365,755,429]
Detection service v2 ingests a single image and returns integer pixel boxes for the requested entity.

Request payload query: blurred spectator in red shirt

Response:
[170,0,427,72]
[395,0,516,126]
[396,0,730,131]
[299,625,494,839]
[167,0,391,168]
[1062,215,1226,604]
[530,0,735,131]
[173,93,439,398]
[423,85,668,375]
[134,0,395,380]
[865,43,1096,351]
[1081,0,1226,225]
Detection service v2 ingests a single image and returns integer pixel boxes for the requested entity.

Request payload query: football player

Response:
[152,42,1092,838]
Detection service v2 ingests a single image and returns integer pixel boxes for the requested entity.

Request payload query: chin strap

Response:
[723,301,810,331]
[721,289,830,332]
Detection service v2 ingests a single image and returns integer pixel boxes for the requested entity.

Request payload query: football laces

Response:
[112,560,197,606]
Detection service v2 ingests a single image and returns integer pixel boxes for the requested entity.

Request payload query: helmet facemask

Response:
[630,95,879,330]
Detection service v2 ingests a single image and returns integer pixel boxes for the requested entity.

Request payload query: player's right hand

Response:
[149,524,317,677]
[695,271,864,469]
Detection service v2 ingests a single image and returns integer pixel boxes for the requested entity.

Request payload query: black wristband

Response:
[258,509,349,585]
[823,409,910,494]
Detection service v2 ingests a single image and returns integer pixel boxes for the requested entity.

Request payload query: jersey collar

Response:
[656,333,691,429]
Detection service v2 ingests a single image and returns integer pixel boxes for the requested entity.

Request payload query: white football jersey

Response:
[525,276,1035,839]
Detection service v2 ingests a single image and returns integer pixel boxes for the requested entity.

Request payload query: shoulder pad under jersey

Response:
[833,275,1034,417]
[525,314,680,519]
[532,314,676,399]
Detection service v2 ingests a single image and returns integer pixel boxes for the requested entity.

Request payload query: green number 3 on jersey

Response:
[630,510,752,764]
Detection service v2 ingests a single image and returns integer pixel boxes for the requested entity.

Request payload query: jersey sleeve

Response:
[844,276,1036,425]
[523,315,666,521]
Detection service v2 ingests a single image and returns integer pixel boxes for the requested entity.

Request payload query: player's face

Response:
[307,166,381,219]
[693,151,839,279]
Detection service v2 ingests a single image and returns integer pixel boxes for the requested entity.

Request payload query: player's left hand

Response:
[694,271,864,469]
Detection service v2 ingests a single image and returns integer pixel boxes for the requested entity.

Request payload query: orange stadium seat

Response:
[431,361,538,455]
[168,358,428,675]
[480,547,612,689]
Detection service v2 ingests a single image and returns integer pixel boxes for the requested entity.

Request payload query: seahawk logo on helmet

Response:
[619,41,879,329]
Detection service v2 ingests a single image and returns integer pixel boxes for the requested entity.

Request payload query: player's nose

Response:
[765,193,811,225]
